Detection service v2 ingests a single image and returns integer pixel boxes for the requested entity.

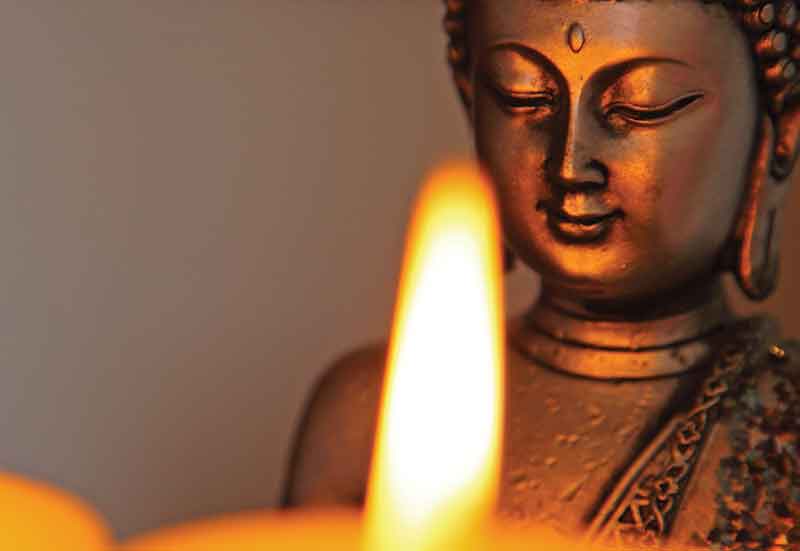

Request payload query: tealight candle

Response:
[0,471,111,550]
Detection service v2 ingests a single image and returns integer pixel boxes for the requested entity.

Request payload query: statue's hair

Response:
[443,0,800,116]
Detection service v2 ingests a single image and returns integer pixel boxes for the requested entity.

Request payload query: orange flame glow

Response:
[364,161,505,551]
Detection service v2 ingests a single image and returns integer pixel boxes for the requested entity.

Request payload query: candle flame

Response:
[364,161,505,551]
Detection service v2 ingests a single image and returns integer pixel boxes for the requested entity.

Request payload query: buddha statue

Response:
[282,0,800,548]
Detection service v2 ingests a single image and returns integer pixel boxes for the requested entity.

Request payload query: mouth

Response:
[537,200,623,243]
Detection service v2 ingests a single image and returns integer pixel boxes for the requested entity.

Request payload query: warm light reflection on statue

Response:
[284,1,800,549]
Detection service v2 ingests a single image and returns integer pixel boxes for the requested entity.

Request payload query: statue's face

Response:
[470,0,759,302]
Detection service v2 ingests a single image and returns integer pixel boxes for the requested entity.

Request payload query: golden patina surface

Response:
[284,1,800,548]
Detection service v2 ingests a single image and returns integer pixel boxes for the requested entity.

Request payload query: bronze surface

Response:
[284,1,800,548]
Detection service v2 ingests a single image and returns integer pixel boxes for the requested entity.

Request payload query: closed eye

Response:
[604,92,704,126]
[489,84,557,114]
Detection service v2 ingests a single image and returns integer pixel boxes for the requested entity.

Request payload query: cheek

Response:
[473,94,550,223]
[610,103,751,259]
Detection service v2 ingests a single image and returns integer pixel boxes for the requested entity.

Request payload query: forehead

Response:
[471,0,746,76]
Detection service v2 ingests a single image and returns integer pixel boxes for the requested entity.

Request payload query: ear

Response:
[450,66,474,123]
[443,7,474,122]
[772,99,800,179]
[734,108,798,300]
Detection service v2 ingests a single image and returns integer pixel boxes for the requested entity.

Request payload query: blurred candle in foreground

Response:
[119,161,597,551]
[0,471,111,551]
[363,161,506,551]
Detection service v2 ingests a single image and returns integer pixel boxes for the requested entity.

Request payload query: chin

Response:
[540,274,643,302]
[521,246,684,303]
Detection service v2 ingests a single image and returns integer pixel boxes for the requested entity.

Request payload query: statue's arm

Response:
[281,344,386,508]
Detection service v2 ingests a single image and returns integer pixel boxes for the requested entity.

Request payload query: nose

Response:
[547,105,608,192]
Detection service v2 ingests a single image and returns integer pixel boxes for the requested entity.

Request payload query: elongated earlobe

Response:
[736,209,780,300]
[772,101,800,179]
[735,116,787,300]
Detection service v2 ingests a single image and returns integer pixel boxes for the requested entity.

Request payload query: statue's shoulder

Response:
[281,343,386,507]
[736,334,800,411]
[720,322,800,446]
[294,342,388,441]
[703,330,800,548]
[315,343,388,401]
[768,337,800,385]
[720,317,800,397]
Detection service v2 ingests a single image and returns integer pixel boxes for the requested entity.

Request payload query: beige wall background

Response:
[0,1,797,540]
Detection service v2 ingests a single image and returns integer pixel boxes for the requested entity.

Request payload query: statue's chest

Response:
[498,358,685,536]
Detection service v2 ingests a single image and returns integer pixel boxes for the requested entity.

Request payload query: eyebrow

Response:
[597,57,693,79]
[485,42,561,77]
[486,42,693,84]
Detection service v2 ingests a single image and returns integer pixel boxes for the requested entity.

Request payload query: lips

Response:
[537,198,622,243]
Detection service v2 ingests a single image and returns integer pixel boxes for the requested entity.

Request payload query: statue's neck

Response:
[513,279,734,379]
